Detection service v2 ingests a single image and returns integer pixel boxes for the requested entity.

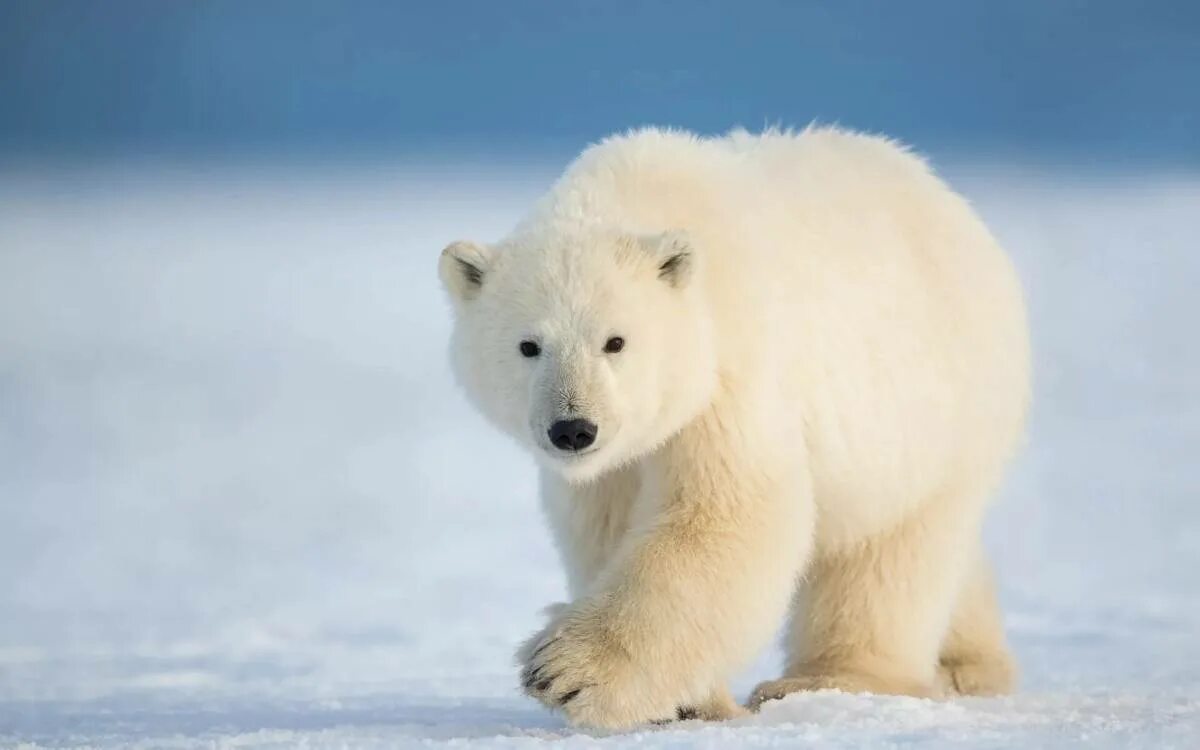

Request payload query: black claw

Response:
[523,666,542,689]
[559,687,582,704]
[676,706,699,721]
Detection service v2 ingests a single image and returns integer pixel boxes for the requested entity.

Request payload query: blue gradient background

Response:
[2,0,1197,163]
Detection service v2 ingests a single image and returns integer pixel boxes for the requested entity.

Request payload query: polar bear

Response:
[438,126,1029,729]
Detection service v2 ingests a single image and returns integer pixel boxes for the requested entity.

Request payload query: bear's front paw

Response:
[518,607,677,729]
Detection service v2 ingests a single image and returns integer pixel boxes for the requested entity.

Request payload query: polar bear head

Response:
[439,226,717,482]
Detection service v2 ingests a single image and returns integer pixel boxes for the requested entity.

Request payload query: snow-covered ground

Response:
[1,158,1197,748]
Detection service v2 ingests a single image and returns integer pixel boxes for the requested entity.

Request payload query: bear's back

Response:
[534,127,1028,546]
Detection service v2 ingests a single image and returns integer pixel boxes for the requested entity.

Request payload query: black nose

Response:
[548,419,598,452]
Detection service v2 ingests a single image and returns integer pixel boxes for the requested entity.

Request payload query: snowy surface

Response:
[1,159,1197,747]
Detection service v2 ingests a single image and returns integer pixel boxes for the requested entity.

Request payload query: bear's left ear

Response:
[439,240,494,303]
[644,230,696,289]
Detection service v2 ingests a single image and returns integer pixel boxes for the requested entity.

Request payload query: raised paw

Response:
[517,606,679,728]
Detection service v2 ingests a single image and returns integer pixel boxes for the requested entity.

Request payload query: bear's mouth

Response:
[546,446,599,461]
[534,423,620,472]
[537,440,605,468]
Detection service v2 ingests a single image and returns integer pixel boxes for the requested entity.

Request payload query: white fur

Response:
[439,126,1029,729]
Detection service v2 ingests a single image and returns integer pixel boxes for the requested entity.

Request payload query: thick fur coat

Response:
[438,126,1030,729]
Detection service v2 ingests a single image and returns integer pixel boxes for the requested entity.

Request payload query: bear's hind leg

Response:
[936,555,1016,696]
[749,496,980,709]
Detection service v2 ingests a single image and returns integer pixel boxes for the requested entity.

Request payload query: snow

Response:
[0,159,1197,748]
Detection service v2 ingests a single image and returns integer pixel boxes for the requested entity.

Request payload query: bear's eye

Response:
[604,336,625,354]
[519,340,541,358]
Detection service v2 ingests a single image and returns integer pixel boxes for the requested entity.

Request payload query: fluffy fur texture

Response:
[438,126,1030,729]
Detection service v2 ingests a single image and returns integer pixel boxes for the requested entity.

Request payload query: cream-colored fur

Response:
[438,126,1030,729]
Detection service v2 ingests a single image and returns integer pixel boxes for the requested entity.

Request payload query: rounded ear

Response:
[645,230,696,289]
[439,240,494,302]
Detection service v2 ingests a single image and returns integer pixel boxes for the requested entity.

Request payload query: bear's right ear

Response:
[439,240,494,302]
[644,230,696,289]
